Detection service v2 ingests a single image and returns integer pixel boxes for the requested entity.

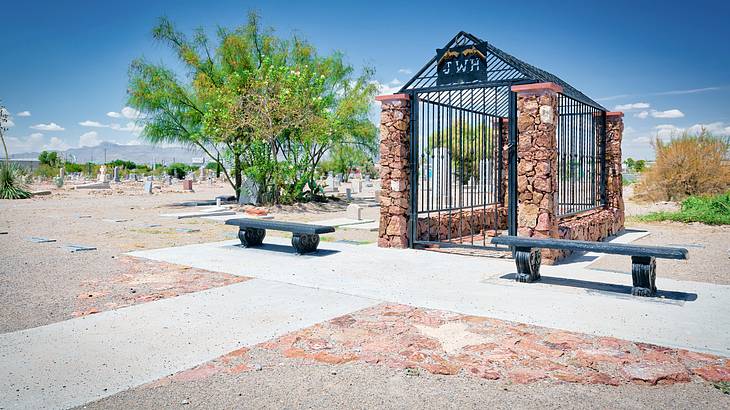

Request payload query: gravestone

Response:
[346,203,363,220]
[345,188,352,200]
[59,167,65,179]
[144,177,153,194]
[182,179,193,191]
[238,177,259,205]
[113,166,120,183]
[98,165,109,183]
[164,175,172,186]
[334,174,343,188]
[325,173,335,192]
[199,166,206,181]
[351,178,363,194]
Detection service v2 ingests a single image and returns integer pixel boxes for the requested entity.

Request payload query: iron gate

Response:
[410,86,517,250]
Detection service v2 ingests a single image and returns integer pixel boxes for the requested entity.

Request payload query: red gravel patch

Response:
[72,256,250,317]
[257,304,730,386]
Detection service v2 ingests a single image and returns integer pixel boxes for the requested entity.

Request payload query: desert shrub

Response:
[64,162,84,173]
[38,151,60,167]
[166,163,190,179]
[34,164,58,178]
[0,163,31,199]
[639,191,730,225]
[635,130,730,202]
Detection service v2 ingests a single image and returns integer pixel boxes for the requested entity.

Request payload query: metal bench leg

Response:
[292,233,320,254]
[238,228,266,247]
[514,246,541,283]
[631,255,657,296]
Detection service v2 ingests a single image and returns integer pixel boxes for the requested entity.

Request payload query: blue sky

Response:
[1,0,728,159]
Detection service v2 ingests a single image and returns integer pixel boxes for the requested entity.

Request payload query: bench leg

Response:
[292,233,320,254]
[631,255,657,297]
[238,228,266,247]
[514,246,541,283]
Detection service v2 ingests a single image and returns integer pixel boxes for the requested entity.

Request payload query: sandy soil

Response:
[0,181,377,333]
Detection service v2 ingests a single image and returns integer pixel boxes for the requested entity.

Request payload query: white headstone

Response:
[346,203,363,220]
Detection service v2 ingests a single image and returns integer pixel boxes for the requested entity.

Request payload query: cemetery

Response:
[1,11,729,410]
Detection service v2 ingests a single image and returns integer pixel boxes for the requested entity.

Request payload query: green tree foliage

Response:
[624,157,646,173]
[38,151,60,167]
[166,162,192,179]
[108,159,137,169]
[427,120,494,183]
[127,12,376,204]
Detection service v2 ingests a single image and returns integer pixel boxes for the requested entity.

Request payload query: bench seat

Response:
[491,235,689,297]
[225,218,335,254]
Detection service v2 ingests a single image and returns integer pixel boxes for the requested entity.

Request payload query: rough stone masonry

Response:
[376,94,411,248]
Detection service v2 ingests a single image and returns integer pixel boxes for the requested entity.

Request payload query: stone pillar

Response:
[376,94,411,248]
[605,112,625,233]
[512,83,561,256]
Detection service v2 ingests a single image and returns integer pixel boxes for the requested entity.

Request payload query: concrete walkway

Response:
[0,280,376,409]
[129,235,730,357]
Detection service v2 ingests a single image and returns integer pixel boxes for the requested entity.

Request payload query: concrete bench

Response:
[225,218,335,254]
[491,236,689,297]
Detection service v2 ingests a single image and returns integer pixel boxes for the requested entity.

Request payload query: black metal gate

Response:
[409,86,516,250]
[398,31,607,251]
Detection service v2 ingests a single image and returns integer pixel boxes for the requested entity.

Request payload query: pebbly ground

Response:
[0,182,378,334]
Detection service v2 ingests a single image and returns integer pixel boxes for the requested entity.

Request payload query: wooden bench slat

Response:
[491,236,688,260]
[225,218,335,235]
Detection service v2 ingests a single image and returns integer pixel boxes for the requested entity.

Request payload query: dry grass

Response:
[635,131,730,202]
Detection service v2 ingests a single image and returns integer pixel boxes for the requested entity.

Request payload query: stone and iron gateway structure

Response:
[377,32,624,263]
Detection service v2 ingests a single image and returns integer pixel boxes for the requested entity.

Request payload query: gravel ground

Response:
[0,182,376,334]
[83,348,729,409]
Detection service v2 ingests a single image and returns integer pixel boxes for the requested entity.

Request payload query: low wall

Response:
[548,207,624,262]
[416,206,508,242]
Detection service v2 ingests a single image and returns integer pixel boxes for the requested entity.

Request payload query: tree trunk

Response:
[234,153,242,200]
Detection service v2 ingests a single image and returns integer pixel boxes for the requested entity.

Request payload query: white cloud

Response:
[651,109,684,119]
[79,120,107,127]
[370,80,401,96]
[686,122,730,136]
[632,136,652,144]
[44,136,70,151]
[634,109,684,119]
[16,111,31,117]
[110,122,144,134]
[30,122,65,131]
[121,106,144,119]
[614,102,650,111]
[388,78,402,86]
[106,111,122,118]
[398,68,412,75]
[79,131,101,147]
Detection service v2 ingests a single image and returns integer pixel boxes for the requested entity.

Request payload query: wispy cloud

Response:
[598,86,724,101]
[398,68,412,75]
[79,120,106,127]
[654,87,721,96]
[614,102,650,111]
[651,109,684,119]
[30,122,64,131]
[16,111,31,117]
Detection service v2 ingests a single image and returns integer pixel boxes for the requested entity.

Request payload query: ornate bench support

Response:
[238,227,266,247]
[514,246,541,283]
[291,233,320,254]
[631,255,657,296]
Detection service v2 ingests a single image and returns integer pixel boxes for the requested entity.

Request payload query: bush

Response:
[38,151,60,167]
[0,163,31,199]
[108,159,136,170]
[64,162,84,173]
[34,164,58,178]
[639,191,730,225]
[166,163,190,179]
[635,130,730,202]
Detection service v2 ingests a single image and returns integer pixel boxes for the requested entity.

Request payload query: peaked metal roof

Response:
[399,31,605,110]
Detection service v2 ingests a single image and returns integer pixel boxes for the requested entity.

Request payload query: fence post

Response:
[376,93,411,248]
[511,82,562,261]
[605,111,625,234]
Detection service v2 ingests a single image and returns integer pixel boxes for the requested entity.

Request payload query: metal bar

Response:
[508,90,518,236]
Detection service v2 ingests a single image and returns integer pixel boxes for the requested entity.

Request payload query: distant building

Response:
[8,158,41,171]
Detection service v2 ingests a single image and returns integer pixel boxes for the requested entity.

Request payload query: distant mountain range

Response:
[10,142,207,165]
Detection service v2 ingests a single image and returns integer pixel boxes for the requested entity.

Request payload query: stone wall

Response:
[416,206,508,242]
[512,83,561,261]
[377,94,411,248]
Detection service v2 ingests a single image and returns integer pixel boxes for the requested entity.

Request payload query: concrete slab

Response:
[159,206,236,219]
[201,213,274,223]
[310,218,375,228]
[129,234,730,357]
[341,221,379,231]
[0,280,376,409]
